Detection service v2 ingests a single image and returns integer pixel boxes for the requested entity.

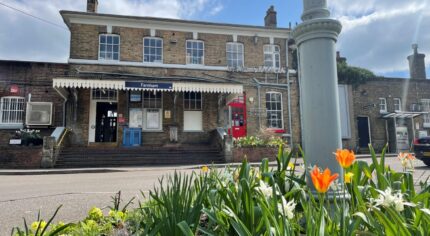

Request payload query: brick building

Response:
[1,0,428,168]
[1,1,300,167]
[339,45,429,153]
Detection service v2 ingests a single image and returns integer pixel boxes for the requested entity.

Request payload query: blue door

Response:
[123,128,142,146]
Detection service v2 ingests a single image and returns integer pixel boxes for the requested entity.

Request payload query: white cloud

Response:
[0,0,223,62]
[329,0,430,77]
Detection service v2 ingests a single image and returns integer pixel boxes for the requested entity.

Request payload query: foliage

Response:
[12,145,430,235]
[337,61,376,87]
[234,135,286,148]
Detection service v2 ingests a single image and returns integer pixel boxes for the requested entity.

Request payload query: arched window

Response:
[0,96,25,126]
[265,92,283,129]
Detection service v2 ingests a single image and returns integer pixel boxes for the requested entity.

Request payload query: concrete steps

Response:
[55,145,225,168]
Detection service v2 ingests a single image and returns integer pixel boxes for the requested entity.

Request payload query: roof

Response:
[380,112,427,119]
[60,11,291,38]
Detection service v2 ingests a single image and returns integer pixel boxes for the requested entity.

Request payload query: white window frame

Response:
[263,44,280,69]
[143,37,163,63]
[226,42,244,68]
[183,92,202,111]
[266,92,284,129]
[91,89,118,101]
[379,98,387,113]
[186,40,204,65]
[143,91,163,131]
[421,99,430,127]
[99,34,120,61]
[394,98,402,112]
[0,96,25,128]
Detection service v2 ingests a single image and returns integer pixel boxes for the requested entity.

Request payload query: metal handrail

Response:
[56,128,70,148]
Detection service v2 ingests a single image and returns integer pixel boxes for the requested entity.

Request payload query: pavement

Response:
[0,153,398,176]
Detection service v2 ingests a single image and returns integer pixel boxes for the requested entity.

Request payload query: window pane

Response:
[113,36,119,44]
[100,35,106,43]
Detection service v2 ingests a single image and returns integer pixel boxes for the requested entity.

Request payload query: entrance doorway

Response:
[357,116,371,148]
[95,102,117,142]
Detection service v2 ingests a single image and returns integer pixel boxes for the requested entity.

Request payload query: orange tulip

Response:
[335,149,356,169]
[310,165,339,193]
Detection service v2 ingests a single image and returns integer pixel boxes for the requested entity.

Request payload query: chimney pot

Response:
[87,0,98,13]
[407,44,427,79]
[264,5,277,28]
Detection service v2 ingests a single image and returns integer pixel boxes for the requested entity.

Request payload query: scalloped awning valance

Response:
[53,78,243,94]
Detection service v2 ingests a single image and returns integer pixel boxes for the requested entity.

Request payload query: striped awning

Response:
[53,78,243,94]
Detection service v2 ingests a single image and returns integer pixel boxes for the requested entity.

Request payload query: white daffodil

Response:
[256,180,273,198]
[373,188,414,212]
[278,196,296,220]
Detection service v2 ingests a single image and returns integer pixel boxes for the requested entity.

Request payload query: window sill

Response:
[0,123,24,130]
[142,130,164,133]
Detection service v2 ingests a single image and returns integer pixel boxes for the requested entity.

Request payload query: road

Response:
[0,158,429,235]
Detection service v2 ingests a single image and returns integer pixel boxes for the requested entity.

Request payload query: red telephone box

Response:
[228,93,247,138]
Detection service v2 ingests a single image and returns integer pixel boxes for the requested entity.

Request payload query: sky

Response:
[0,0,429,79]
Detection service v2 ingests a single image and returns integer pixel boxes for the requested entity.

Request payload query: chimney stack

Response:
[87,0,98,13]
[264,6,277,28]
[407,44,427,79]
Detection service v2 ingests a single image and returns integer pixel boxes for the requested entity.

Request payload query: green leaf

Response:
[177,221,194,236]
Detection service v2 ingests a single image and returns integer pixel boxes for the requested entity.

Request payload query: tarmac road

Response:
[0,158,429,235]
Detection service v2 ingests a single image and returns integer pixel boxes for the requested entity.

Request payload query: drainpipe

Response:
[286,37,294,148]
[53,87,68,126]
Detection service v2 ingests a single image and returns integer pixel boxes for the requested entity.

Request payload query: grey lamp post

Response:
[292,0,344,195]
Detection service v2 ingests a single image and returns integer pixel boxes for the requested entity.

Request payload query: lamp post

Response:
[292,0,343,196]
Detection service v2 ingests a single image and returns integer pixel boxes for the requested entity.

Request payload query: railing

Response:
[41,127,71,168]
[211,127,233,162]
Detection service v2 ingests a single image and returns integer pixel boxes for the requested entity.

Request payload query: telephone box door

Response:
[228,94,247,138]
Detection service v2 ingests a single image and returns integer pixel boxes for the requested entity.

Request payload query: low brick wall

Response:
[232,147,278,162]
[0,146,42,169]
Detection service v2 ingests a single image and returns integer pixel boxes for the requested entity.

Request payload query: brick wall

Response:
[68,23,288,68]
[0,146,42,169]
[0,61,69,148]
[344,78,430,152]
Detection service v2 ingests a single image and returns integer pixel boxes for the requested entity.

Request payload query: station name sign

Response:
[125,82,173,90]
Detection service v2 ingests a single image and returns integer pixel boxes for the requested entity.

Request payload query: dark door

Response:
[95,102,117,142]
[357,117,370,148]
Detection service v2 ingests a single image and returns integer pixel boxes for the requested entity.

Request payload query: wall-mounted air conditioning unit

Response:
[26,102,53,126]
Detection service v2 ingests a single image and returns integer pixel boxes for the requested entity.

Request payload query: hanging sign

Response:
[10,85,19,94]
[125,82,173,90]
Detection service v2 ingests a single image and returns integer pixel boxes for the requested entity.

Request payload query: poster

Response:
[129,108,143,128]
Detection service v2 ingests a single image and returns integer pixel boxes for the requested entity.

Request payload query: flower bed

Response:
[12,145,430,235]
[232,135,286,162]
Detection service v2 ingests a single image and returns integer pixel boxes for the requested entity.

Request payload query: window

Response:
[379,98,387,113]
[0,96,25,126]
[92,89,118,101]
[143,91,162,108]
[183,92,203,131]
[143,37,163,63]
[184,92,202,110]
[99,34,120,60]
[421,99,430,126]
[266,92,283,129]
[143,91,162,131]
[186,40,204,65]
[264,45,280,69]
[226,42,244,68]
[394,98,401,112]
